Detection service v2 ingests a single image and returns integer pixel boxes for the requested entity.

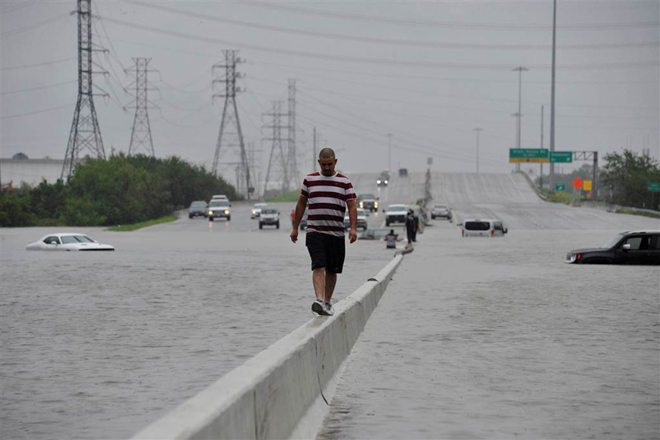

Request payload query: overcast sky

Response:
[1,0,658,186]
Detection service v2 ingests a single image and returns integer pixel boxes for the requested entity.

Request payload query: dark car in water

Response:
[188,200,208,218]
[565,230,660,265]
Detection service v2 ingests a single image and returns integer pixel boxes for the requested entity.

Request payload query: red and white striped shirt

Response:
[301,172,356,237]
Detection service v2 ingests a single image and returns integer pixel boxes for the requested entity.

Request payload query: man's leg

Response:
[324,271,337,303]
[312,268,326,301]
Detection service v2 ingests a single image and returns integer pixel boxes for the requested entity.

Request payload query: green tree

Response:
[600,149,660,209]
[0,189,34,227]
[62,155,171,225]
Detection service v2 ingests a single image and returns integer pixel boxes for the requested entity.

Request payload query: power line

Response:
[100,16,659,71]
[1,80,77,96]
[253,59,659,87]
[0,1,37,14]
[1,57,76,71]
[0,12,69,38]
[1,103,74,120]
[244,2,659,30]
[128,1,659,51]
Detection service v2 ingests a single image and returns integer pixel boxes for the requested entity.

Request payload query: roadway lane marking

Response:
[508,174,525,200]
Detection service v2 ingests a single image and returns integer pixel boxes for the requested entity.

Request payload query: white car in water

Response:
[26,233,115,251]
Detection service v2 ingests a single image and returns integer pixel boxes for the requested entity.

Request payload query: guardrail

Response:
[132,255,404,440]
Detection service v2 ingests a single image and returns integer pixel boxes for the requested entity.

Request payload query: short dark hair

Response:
[318,148,335,159]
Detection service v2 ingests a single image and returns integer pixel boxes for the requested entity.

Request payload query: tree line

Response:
[600,149,660,210]
[532,149,659,210]
[0,154,239,227]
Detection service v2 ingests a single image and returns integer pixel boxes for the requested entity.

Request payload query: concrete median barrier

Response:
[133,254,403,440]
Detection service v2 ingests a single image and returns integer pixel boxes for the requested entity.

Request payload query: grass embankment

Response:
[614,209,660,219]
[266,190,299,203]
[539,189,581,205]
[108,215,177,231]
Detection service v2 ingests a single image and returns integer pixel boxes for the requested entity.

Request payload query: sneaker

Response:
[312,299,328,316]
[324,301,335,316]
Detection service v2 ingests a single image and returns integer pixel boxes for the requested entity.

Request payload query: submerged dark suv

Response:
[565,230,660,265]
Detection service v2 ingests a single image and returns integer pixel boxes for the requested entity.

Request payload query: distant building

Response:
[0,154,85,188]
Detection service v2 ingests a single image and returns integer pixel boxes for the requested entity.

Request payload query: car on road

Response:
[208,199,231,222]
[188,200,208,218]
[357,193,378,212]
[251,203,268,219]
[431,204,452,220]
[344,208,369,231]
[211,194,229,202]
[385,204,409,226]
[398,168,408,177]
[376,171,391,187]
[259,208,280,229]
[565,230,660,265]
[461,219,507,237]
[26,233,115,251]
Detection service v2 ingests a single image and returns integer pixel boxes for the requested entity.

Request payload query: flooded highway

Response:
[0,199,392,440]
[1,172,658,439]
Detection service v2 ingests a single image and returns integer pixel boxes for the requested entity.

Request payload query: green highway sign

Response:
[550,151,573,163]
[509,148,549,163]
[555,183,566,192]
[649,182,660,192]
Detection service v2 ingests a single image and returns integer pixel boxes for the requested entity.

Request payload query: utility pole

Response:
[549,0,557,194]
[287,79,298,191]
[387,133,392,171]
[263,101,288,195]
[212,50,252,200]
[126,58,156,156]
[62,0,107,180]
[473,128,483,174]
[540,105,544,190]
[313,126,317,172]
[512,66,528,173]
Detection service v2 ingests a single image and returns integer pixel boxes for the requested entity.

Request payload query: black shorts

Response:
[305,232,346,273]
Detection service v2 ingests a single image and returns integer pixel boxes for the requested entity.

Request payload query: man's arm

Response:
[290,194,308,243]
[346,199,358,243]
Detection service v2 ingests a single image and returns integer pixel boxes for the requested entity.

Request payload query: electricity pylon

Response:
[212,50,253,199]
[125,58,157,156]
[263,101,289,195]
[286,79,298,191]
[62,0,108,180]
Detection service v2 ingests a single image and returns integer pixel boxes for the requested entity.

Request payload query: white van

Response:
[462,219,508,237]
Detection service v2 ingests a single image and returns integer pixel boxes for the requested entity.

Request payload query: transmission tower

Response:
[263,101,289,195]
[62,0,108,180]
[125,58,157,156]
[286,79,298,191]
[212,50,253,200]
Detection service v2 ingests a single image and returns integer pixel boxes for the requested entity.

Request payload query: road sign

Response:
[572,177,583,190]
[427,157,433,165]
[583,180,592,191]
[555,183,566,192]
[550,151,573,163]
[509,148,549,163]
[649,182,660,192]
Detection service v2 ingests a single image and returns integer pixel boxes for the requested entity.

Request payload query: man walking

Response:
[290,148,358,316]
[405,209,416,245]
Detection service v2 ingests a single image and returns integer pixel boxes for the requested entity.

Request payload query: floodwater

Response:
[0,207,392,440]
[318,222,660,440]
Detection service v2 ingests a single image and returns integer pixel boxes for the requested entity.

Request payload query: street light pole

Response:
[512,66,528,173]
[387,133,392,171]
[473,128,483,174]
[549,0,557,194]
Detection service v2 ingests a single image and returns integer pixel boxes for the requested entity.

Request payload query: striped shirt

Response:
[301,172,356,237]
